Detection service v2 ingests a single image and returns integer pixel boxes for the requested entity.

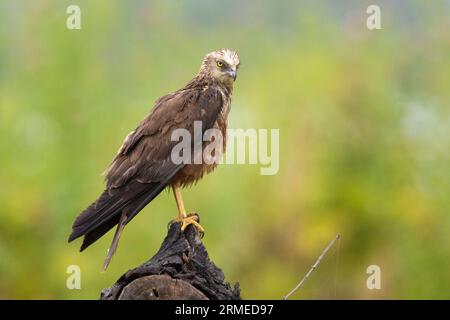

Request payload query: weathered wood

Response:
[118,275,208,300]
[100,216,241,300]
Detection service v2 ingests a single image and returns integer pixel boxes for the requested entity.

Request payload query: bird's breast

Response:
[170,96,230,188]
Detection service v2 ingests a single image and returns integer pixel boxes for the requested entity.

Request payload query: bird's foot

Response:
[169,213,205,237]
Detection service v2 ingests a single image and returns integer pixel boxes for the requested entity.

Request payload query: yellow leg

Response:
[173,185,187,218]
[171,185,205,234]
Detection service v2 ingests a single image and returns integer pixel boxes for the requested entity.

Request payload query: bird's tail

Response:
[102,210,127,271]
[68,180,168,270]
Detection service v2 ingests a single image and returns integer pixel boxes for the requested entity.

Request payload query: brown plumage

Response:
[68,49,240,270]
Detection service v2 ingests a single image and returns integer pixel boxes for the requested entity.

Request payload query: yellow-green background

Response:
[1,0,449,299]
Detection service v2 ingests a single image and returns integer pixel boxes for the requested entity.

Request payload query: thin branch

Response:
[283,234,341,300]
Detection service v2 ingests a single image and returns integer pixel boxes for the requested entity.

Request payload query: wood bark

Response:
[100,218,241,300]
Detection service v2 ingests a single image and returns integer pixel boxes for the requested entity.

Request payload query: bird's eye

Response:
[216,61,223,68]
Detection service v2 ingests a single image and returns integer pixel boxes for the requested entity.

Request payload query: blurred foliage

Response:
[0,0,449,299]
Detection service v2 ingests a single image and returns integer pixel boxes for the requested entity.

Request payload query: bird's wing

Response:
[68,86,224,251]
[105,86,223,188]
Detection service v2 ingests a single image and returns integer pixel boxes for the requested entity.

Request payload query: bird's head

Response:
[200,49,240,85]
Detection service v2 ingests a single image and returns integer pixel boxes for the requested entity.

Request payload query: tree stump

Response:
[100,216,241,300]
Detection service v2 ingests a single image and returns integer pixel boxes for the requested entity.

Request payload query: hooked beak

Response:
[228,69,237,81]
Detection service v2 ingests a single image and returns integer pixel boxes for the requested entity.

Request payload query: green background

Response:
[0,0,449,299]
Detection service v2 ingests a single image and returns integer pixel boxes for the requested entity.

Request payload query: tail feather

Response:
[102,210,127,271]
[69,182,149,242]
[77,181,166,251]
[79,212,121,251]
[68,165,183,257]
[68,190,121,243]
[69,179,174,253]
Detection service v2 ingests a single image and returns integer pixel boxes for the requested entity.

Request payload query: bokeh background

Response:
[1,0,449,299]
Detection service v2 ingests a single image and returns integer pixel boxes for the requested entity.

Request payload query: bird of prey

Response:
[68,49,240,270]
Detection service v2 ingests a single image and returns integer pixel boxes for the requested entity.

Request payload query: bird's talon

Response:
[171,214,205,236]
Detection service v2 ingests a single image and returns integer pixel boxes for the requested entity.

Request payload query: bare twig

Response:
[283,234,341,300]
